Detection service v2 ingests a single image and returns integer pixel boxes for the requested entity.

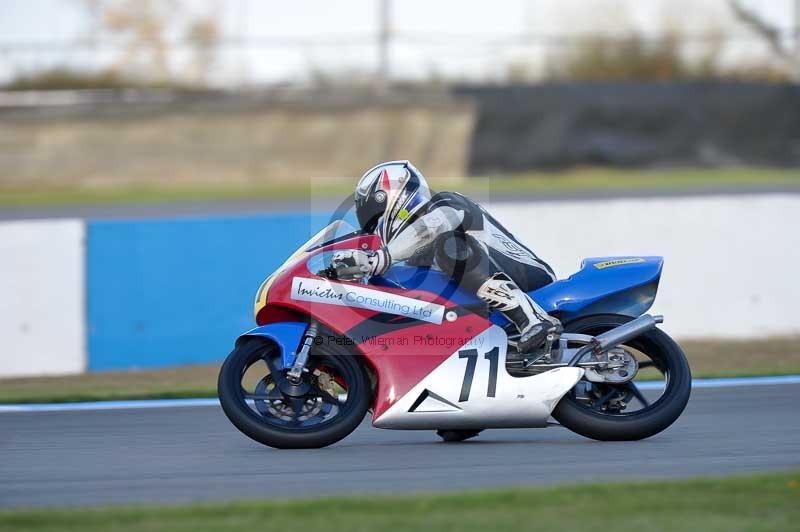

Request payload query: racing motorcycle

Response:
[218,220,691,448]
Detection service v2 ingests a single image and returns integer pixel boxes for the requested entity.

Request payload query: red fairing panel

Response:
[361,313,491,419]
[264,235,494,420]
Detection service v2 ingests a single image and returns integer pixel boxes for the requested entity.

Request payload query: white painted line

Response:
[1,375,798,413]
[0,398,220,413]
[637,374,800,390]
[692,374,800,387]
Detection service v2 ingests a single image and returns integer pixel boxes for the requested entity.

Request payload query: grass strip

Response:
[2,167,799,207]
[1,471,798,532]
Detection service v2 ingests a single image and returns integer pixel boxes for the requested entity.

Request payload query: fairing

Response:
[238,322,307,369]
[532,256,663,320]
[261,250,494,419]
[372,325,584,430]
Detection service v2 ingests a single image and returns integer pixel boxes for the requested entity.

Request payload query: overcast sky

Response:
[0,0,795,84]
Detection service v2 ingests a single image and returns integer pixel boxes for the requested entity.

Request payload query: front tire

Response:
[218,336,372,449]
[552,314,691,441]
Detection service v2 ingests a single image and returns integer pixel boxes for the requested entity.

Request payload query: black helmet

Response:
[354,161,431,242]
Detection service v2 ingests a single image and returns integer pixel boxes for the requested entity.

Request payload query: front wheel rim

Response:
[235,344,359,432]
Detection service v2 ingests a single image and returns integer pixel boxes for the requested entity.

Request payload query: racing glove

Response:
[330,247,390,281]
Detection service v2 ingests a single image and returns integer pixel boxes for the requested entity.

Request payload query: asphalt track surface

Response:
[1,382,798,508]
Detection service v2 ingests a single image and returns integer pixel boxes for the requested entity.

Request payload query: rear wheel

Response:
[552,314,691,441]
[218,336,372,449]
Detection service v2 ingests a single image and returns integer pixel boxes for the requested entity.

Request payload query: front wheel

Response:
[552,314,691,441]
[218,336,372,449]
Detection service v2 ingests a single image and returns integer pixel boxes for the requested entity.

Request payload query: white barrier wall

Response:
[0,219,85,377]
[486,194,800,339]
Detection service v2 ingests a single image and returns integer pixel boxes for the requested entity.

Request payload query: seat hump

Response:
[531,256,663,317]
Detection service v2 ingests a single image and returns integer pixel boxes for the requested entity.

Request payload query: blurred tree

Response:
[537,29,789,83]
[83,0,179,83]
[4,68,127,90]
[186,16,221,85]
[544,33,695,81]
[78,0,220,86]
[727,0,797,80]
[728,0,792,61]
[506,1,793,84]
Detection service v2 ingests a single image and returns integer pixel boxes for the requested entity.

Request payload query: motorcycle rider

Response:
[331,160,561,352]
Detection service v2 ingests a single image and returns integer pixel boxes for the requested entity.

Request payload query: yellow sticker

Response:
[594,258,646,270]
[398,208,410,220]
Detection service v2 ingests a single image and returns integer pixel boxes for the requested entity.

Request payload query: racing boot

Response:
[477,273,561,353]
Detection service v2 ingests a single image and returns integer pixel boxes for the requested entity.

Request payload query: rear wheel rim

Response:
[563,324,675,418]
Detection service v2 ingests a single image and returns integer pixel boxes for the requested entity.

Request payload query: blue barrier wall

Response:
[87,213,334,370]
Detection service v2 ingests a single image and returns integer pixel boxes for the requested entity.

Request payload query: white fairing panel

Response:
[373,326,583,430]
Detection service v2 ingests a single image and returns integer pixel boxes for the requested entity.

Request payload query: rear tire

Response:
[552,314,691,441]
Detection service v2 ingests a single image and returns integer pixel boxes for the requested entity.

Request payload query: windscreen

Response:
[303,220,360,252]
[271,220,359,276]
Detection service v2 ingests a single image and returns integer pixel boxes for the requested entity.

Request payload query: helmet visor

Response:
[356,199,383,233]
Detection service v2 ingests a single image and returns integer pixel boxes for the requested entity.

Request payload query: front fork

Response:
[286,320,319,383]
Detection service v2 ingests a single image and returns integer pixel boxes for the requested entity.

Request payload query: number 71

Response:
[458,347,499,402]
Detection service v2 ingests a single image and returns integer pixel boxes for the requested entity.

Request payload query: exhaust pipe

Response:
[567,314,663,367]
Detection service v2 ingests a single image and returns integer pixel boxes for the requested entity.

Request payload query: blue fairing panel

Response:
[372,265,485,306]
[237,322,308,369]
[531,256,663,319]
[375,257,663,322]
